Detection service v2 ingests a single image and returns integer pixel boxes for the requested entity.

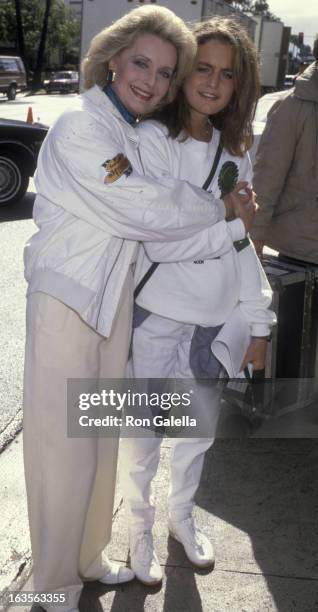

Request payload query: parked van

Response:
[0,56,27,100]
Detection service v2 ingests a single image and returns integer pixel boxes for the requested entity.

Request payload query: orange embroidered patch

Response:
[102,153,132,184]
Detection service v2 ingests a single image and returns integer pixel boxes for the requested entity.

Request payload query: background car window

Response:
[1,58,19,72]
[55,72,72,79]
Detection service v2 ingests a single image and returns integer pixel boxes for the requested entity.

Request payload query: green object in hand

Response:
[218,161,239,197]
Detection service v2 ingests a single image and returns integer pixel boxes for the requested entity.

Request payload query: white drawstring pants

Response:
[120,312,221,532]
[23,271,133,611]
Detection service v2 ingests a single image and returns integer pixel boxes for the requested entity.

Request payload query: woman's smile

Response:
[110,33,177,115]
[130,84,153,101]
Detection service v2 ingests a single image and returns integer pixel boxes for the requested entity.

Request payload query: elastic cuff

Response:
[228,218,246,242]
[250,324,271,337]
[217,199,226,220]
[168,510,193,524]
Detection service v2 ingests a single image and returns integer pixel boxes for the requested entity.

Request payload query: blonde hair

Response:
[82,5,196,105]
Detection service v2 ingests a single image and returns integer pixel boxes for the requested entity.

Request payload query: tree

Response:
[46,0,80,65]
[0,0,80,86]
[0,1,16,45]
[224,0,252,10]
[14,0,26,68]
[224,0,278,19]
[252,0,277,19]
[32,0,52,90]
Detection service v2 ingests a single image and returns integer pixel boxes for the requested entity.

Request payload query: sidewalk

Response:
[4,424,318,612]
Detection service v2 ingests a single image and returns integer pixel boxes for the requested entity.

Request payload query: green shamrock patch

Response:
[218,161,239,197]
[218,161,250,252]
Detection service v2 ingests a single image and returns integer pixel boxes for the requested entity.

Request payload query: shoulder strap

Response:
[134,261,159,299]
[134,139,224,300]
[202,140,223,191]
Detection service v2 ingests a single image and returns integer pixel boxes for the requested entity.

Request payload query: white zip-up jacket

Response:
[134,120,275,336]
[24,86,246,336]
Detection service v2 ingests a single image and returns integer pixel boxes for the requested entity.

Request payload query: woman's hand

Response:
[223,182,257,233]
[252,239,265,260]
[240,337,268,372]
[223,181,248,218]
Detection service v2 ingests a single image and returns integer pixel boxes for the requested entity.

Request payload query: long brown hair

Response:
[150,17,260,156]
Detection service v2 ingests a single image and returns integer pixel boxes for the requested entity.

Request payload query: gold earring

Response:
[106,69,116,83]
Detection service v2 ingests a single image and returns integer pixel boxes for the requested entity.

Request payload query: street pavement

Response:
[0,92,79,126]
[0,217,35,443]
[1,435,318,612]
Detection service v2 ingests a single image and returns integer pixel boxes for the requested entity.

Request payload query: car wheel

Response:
[0,151,29,206]
[7,84,17,101]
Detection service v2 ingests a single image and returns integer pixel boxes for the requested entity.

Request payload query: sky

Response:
[268,0,317,48]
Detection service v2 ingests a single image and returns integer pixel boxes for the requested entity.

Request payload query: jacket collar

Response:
[103,84,137,124]
[81,85,139,142]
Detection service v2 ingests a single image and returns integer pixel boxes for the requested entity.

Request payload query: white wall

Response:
[81,0,204,60]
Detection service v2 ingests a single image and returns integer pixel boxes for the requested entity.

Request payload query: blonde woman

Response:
[23,6,254,611]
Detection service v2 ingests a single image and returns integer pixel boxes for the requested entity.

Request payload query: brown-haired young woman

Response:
[121,17,275,586]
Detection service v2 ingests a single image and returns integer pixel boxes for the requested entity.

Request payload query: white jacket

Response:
[134,121,275,336]
[24,85,240,337]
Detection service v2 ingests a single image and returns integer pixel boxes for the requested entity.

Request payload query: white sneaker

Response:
[98,560,135,585]
[169,516,215,568]
[130,530,162,585]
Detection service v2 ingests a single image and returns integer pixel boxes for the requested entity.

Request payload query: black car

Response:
[44,71,79,94]
[0,117,48,206]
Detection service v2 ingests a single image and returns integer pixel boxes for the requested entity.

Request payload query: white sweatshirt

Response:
[134,121,275,336]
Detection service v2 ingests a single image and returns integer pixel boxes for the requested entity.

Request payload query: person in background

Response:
[251,35,318,264]
[251,34,318,378]
[120,17,275,587]
[296,60,312,78]
[23,6,254,611]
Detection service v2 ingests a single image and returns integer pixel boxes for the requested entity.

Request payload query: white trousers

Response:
[120,312,220,532]
[23,271,133,611]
